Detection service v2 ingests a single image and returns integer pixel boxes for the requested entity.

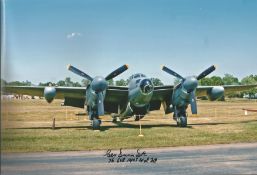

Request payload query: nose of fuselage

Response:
[140,79,153,94]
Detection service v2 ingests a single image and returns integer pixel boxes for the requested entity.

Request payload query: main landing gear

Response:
[89,112,101,130]
[92,118,101,130]
[173,110,187,127]
[176,116,187,127]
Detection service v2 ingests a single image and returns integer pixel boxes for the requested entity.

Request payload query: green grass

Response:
[1,99,257,152]
[2,121,257,152]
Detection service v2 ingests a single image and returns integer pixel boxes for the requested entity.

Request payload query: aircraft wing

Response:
[149,85,174,113]
[4,84,256,112]
[3,85,129,110]
[196,84,257,96]
[149,84,257,102]
[151,85,174,101]
[3,86,86,99]
[148,84,257,113]
[105,86,128,103]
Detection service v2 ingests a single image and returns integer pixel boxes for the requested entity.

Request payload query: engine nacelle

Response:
[172,85,190,107]
[207,86,224,101]
[44,87,56,103]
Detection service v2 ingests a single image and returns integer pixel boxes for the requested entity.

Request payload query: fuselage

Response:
[128,73,154,108]
[85,73,154,119]
[118,73,154,118]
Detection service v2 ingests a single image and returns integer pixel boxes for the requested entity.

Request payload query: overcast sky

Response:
[2,0,257,85]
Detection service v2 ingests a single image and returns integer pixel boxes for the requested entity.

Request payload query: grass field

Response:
[1,98,257,152]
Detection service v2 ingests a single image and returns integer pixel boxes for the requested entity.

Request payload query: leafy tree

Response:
[173,78,182,86]
[241,75,257,85]
[65,77,73,87]
[8,80,32,86]
[221,74,240,97]
[210,76,224,85]
[107,79,114,86]
[223,74,239,85]
[151,78,164,86]
[199,77,212,86]
[81,79,90,87]
[126,79,130,85]
[56,80,65,86]
[73,82,82,87]
[240,75,257,98]
[1,79,7,86]
[115,79,127,86]
[199,76,224,86]
[38,82,55,86]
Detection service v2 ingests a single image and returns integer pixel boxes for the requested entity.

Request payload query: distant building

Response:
[243,93,257,99]
[1,95,15,100]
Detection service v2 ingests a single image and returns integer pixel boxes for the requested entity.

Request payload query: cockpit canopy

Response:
[129,73,146,80]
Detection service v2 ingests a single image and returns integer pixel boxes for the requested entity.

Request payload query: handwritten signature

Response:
[104,149,157,163]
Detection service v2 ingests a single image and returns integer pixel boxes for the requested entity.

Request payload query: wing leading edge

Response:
[196,84,257,97]
[3,84,257,112]
[3,86,86,99]
[4,85,130,111]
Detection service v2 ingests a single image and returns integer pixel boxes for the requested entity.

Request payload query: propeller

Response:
[161,65,185,80]
[161,65,216,114]
[67,64,129,116]
[67,64,93,81]
[197,65,216,80]
[105,64,129,80]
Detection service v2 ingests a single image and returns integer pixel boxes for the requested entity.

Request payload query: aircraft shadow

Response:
[9,123,186,131]
[190,119,257,126]
[98,123,189,131]
[6,119,257,131]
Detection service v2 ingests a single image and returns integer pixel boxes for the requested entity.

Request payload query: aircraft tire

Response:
[177,116,187,127]
[92,118,101,130]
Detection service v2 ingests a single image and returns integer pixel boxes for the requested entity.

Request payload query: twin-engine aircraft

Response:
[4,64,257,130]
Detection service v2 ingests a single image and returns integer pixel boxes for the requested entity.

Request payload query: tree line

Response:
[2,74,257,97]
[1,77,165,87]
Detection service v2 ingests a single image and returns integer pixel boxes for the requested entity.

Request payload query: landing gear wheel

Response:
[177,116,187,127]
[92,118,101,130]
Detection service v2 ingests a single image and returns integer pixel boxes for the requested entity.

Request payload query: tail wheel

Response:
[177,116,187,127]
[92,118,101,130]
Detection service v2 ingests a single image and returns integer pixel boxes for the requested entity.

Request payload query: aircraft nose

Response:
[140,79,153,94]
[183,76,198,93]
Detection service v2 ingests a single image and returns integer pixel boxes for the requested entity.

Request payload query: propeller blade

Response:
[67,64,93,81]
[105,64,129,80]
[197,65,216,80]
[161,65,185,80]
[190,91,197,114]
[97,92,104,116]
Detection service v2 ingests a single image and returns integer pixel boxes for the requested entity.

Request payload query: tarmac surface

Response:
[2,143,257,175]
